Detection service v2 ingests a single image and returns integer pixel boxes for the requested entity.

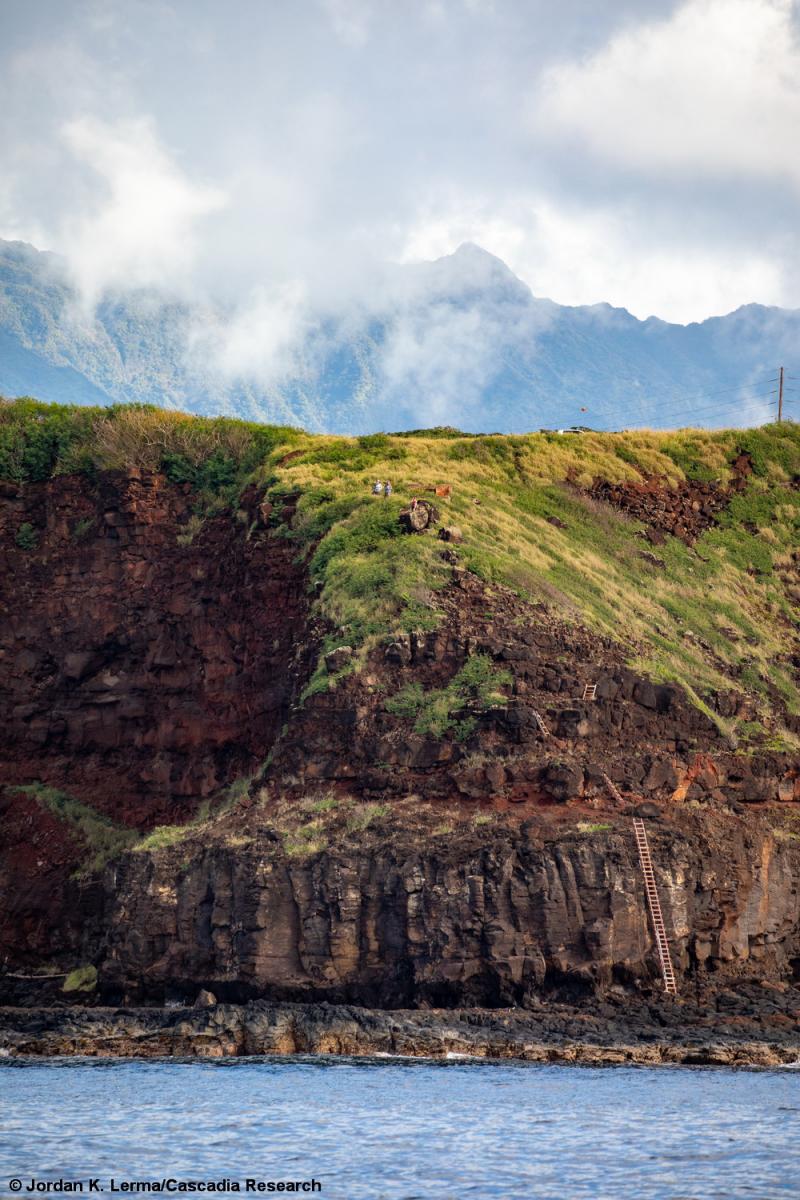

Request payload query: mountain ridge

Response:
[1,237,797,433]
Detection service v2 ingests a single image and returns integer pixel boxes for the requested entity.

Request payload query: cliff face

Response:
[0,470,314,966]
[0,469,312,823]
[98,812,800,1008]
[2,461,799,1008]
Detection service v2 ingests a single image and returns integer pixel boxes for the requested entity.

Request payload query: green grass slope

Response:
[3,398,800,746]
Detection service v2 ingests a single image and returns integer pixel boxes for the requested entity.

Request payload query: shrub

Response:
[346,803,389,833]
[308,793,338,813]
[0,399,96,482]
[14,522,38,550]
[72,516,95,540]
[176,514,205,546]
[384,655,511,740]
[62,964,98,994]
[455,653,512,706]
[134,825,190,852]
[385,683,425,718]
[283,826,328,857]
[0,400,297,506]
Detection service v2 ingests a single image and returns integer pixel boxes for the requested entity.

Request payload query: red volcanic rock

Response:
[587,454,754,545]
[1,471,313,824]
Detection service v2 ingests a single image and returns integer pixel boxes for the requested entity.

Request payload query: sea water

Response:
[1,1057,798,1199]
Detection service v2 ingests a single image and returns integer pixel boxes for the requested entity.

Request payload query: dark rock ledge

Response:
[1,999,798,1067]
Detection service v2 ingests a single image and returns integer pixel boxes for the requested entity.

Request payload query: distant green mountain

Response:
[1,238,796,432]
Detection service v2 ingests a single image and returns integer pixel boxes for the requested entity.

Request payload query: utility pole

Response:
[778,366,784,422]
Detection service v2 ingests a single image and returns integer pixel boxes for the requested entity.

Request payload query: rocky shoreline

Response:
[2,995,799,1066]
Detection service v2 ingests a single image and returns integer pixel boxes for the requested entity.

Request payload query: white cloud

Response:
[1,0,799,337]
[377,254,553,423]
[60,116,226,303]
[378,303,505,423]
[319,0,374,46]
[537,0,800,189]
[188,282,315,385]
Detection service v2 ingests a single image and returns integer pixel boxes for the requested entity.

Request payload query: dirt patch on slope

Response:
[587,451,753,544]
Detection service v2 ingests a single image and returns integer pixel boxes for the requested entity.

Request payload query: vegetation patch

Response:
[10,782,137,875]
[345,803,389,834]
[385,653,512,739]
[0,398,297,514]
[307,792,338,814]
[135,825,191,852]
[176,514,205,546]
[14,521,38,550]
[72,516,95,540]
[134,774,257,853]
[283,818,328,857]
[62,965,97,994]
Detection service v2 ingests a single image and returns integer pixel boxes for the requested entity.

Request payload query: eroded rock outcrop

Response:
[586,451,755,545]
[3,993,800,1064]
[0,470,315,965]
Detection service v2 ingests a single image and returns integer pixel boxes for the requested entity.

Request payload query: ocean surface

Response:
[1,1057,798,1200]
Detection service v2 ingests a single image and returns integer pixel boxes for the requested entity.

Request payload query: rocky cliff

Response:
[94,805,800,1009]
[1,403,799,1021]
[0,467,314,966]
[0,470,314,823]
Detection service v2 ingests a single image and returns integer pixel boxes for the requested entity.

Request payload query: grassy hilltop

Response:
[3,398,800,745]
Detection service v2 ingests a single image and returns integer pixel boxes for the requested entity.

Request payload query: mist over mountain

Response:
[1,237,795,432]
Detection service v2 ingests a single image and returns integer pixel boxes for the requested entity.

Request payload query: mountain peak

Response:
[424,241,532,300]
[450,240,502,261]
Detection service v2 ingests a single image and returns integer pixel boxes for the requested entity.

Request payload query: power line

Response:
[573,380,779,424]
[647,390,776,417]
[627,377,778,406]
[500,348,782,421]
[585,389,778,431]
[522,364,793,431]
[584,364,790,430]
[581,379,779,421]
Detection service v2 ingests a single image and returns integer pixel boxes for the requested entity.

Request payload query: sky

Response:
[1,0,799,327]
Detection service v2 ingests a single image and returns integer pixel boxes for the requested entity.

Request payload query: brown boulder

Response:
[325,646,354,673]
[399,501,439,532]
[544,761,584,802]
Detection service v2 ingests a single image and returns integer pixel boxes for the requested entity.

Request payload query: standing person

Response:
[373,479,383,495]
[384,480,392,498]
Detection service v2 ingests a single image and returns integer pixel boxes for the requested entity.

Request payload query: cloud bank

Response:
[61,116,226,304]
[1,0,798,390]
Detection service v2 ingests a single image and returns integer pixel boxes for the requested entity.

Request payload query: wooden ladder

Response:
[531,708,550,738]
[582,683,597,701]
[632,818,678,996]
[601,772,625,805]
